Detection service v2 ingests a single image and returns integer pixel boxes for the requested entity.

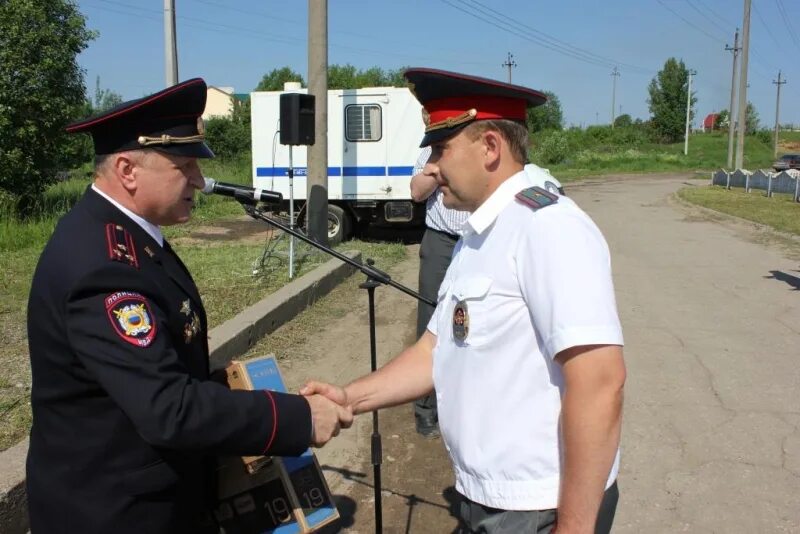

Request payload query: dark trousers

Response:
[456,481,619,534]
[414,228,458,429]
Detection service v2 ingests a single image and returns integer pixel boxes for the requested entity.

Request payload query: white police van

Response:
[250,84,562,243]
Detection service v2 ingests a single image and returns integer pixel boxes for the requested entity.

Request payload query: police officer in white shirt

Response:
[302,68,626,534]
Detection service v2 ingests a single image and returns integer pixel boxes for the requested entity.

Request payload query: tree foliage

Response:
[327,64,407,89]
[93,76,123,113]
[204,98,251,159]
[256,67,305,91]
[647,58,697,142]
[613,114,633,128]
[0,0,95,213]
[526,91,563,132]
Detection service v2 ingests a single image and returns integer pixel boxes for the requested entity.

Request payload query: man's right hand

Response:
[305,393,353,447]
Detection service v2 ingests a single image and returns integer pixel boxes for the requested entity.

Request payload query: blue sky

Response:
[76,0,800,128]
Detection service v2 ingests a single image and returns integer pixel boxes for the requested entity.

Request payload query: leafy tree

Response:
[93,76,123,113]
[647,58,696,142]
[327,64,358,90]
[717,109,730,129]
[526,91,563,132]
[744,102,759,134]
[613,114,633,128]
[0,0,95,213]
[256,67,305,91]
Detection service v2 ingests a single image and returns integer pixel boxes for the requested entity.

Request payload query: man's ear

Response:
[482,130,502,167]
[112,152,138,193]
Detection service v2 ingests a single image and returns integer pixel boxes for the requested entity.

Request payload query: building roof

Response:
[703,113,719,129]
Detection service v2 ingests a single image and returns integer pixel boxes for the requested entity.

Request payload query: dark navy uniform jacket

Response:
[26,187,312,533]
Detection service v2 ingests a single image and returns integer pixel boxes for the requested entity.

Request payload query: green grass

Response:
[548,131,779,182]
[678,185,800,236]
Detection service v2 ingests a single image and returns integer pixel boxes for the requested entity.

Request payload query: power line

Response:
[461,0,652,74]
[439,0,653,74]
[774,0,800,52]
[655,0,726,43]
[684,0,730,39]
[752,0,782,50]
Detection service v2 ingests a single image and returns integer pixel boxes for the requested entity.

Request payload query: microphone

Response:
[202,178,283,204]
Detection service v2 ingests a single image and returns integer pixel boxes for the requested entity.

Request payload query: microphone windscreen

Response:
[202,177,216,194]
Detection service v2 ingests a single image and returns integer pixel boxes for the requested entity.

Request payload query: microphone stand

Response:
[235,194,435,534]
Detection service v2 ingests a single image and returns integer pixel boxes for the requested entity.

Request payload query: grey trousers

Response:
[414,228,458,427]
[456,481,619,534]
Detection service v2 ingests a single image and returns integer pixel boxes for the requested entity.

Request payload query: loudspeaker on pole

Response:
[279,93,315,146]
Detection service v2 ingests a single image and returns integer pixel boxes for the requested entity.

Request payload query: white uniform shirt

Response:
[428,169,623,510]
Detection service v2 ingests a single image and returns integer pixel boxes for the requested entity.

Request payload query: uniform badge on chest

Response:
[453,300,469,341]
[184,312,201,344]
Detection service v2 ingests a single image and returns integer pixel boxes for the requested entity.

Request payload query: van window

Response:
[345,104,382,142]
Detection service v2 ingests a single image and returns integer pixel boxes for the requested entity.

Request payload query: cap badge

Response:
[197,117,205,135]
[426,108,478,133]
[453,300,469,342]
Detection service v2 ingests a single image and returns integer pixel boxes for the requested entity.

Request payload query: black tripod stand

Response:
[237,196,435,534]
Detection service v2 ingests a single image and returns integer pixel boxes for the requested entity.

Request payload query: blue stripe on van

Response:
[342,166,385,176]
[388,166,414,176]
[256,167,342,177]
[256,166,414,177]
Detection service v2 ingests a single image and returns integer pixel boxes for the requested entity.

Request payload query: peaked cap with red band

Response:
[66,78,214,158]
[403,68,547,148]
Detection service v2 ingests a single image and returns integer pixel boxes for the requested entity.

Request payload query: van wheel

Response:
[327,205,351,245]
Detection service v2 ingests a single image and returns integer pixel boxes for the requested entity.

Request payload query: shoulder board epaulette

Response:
[515,186,559,211]
[105,223,139,269]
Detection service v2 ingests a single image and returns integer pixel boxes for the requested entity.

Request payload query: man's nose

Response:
[187,165,204,189]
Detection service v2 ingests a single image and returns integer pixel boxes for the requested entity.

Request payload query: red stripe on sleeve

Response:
[262,390,278,455]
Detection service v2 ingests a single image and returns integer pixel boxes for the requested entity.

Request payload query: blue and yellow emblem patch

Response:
[105,291,157,347]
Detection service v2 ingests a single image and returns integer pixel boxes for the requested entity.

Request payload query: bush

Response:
[533,130,569,164]
[205,117,251,160]
[753,129,772,146]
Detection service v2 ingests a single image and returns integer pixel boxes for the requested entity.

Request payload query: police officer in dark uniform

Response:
[26,78,351,534]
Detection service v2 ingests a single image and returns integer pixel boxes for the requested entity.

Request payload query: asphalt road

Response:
[302,173,800,533]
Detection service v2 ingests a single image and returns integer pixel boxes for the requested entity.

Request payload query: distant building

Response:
[702,113,719,132]
[203,86,235,119]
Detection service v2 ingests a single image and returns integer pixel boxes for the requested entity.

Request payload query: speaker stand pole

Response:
[287,145,295,279]
[360,273,382,533]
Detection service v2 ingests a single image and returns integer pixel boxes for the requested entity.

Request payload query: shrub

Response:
[533,130,569,164]
[205,117,251,160]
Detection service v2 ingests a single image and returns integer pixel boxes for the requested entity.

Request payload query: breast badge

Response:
[184,312,201,344]
[453,300,469,341]
[180,299,191,316]
[105,292,156,347]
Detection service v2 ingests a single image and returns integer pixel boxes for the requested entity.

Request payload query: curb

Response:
[0,251,361,534]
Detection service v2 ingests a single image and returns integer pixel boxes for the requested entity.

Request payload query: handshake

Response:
[300,381,353,448]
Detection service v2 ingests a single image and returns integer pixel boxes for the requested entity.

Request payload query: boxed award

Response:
[216,355,339,533]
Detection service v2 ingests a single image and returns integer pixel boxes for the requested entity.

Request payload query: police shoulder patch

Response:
[515,186,558,211]
[105,223,139,268]
[105,291,157,347]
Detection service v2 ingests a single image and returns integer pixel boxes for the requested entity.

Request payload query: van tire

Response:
[327,204,351,245]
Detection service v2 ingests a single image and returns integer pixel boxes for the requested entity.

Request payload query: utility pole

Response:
[735,0,752,169]
[725,29,740,169]
[684,69,696,156]
[611,67,620,128]
[163,0,178,86]
[773,70,786,158]
[307,0,328,245]
[502,52,517,83]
